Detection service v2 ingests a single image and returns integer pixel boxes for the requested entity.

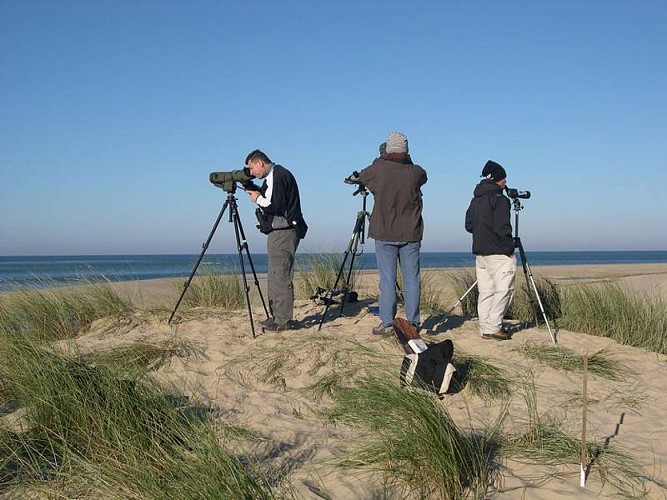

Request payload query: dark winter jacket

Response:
[257,164,308,239]
[465,180,515,255]
[357,154,427,242]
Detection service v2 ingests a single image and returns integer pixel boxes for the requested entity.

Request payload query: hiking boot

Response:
[372,323,393,336]
[491,329,511,341]
[263,320,292,332]
[259,317,275,328]
[482,330,511,341]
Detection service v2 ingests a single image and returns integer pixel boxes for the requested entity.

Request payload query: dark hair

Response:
[245,149,271,165]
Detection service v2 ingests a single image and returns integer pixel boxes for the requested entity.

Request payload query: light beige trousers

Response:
[476,254,516,336]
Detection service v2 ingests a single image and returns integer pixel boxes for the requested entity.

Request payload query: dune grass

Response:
[504,376,666,498]
[452,350,512,401]
[86,339,202,377]
[515,344,626,381]
[448,269,479,317]
[420,271,447,314]
[219,334,387,399]
[559,282,667,355]
[295,253,359,301]
[176,271,246,311]
[0,282,132,341]
[328,370,503,499]
[507,275,561,325]
[0,334,279,499]
[447,268,562,326]
[448,270,667,355]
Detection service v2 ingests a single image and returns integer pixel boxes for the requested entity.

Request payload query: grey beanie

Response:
[385,131,408,154]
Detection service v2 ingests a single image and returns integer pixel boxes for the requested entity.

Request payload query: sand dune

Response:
[53,263,667,498]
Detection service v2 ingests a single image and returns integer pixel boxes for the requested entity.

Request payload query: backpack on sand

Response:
[393,318,457,396]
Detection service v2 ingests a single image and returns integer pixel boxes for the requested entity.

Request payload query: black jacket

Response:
[257,164,308,239]
[465,180,514,255]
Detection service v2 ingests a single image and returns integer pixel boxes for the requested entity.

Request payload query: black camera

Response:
[505,187,531,199]
[209,168,258,193]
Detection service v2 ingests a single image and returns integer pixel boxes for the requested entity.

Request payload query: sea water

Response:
[1,251,666,292]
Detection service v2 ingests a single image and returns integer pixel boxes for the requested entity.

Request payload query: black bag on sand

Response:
[400,338,457,396]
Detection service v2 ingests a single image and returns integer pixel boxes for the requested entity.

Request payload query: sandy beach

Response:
[2,262,667,498]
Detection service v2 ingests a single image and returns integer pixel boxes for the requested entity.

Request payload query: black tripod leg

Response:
[338,235,361,317]
[516,239,557,343]
[230,204,258,338]
[336,212,366,318]
[169,199,229,324]
[233,204,270,319]
[317,249,352,331]
[516,241,540,329]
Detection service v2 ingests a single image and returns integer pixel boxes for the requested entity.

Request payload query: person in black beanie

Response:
[464,160,516,341]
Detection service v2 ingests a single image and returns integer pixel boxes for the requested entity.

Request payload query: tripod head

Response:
[344,170,369,197]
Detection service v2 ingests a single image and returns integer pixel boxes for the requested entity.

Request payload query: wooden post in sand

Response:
[580,354,588,488]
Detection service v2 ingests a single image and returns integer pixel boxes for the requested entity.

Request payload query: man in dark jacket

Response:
[358,132,427,335]
[245,149,307,331]
[465,160,516,341]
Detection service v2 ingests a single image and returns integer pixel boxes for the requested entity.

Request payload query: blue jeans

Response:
[375,240,421,327]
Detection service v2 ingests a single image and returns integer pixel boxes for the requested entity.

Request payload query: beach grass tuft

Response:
[295,253,359,300]
[448,268,562,325]
[559,282,667,354]
[515,344,626,381]
[87,339,201,376]
[448,269,478,317]
[453,350,512,401]
[505,376,666,498]
[177,271,246,311]
[420,271,447,314]
[507,275,562,324]
[0,282,132,341]
[328,370,503,499]
[0,334,278,499]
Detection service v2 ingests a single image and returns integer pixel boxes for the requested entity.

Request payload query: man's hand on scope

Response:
[247,189,261,203]
[344,171,361,185]
[241,181,261,192]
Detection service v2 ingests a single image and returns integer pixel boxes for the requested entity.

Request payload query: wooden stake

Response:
[580,354,588,488]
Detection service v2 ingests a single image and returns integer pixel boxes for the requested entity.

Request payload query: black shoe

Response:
[263,321,292,332]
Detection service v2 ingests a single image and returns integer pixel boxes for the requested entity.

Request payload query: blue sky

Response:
[1,0,665,256]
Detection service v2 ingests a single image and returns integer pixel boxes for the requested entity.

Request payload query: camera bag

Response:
[393,318,456,396]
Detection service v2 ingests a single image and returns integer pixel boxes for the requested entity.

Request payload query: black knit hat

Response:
[481,160,506,181]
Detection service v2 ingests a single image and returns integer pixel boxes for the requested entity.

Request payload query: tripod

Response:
[440,198,557,344]
[512,197,557,343]
[168,187,269,338]
[317,184,370,331]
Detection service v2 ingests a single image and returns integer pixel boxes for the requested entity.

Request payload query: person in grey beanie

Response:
[357,132,428,335]
[465,160,516,341]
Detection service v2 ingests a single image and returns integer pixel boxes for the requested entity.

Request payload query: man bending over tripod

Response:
[465,160,516,341]
[245,149,308,332]
[357,131,427,335]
